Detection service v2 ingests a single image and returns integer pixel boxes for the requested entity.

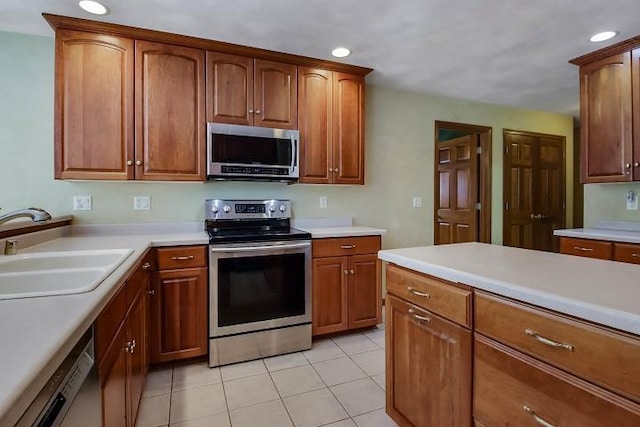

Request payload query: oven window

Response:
[218,253,305,327]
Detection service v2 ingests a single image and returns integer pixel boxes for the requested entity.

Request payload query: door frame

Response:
[502,129,567,250]
[434,121,492,244]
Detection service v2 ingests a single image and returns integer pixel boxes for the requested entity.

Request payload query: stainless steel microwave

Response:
[206,123,299,181]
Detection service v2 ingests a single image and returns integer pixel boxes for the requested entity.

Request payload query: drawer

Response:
[475,291,640,403]
[156,245,207,270]
[312,235,381,258]
[95,284,127,363]
[614,242,640,264]
[560,237,612,260]
[386,264,472,327]
[474,335,640,427]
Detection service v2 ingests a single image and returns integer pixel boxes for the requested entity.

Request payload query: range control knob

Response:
[269,205,276,213]
[223,205,231,213]
[279,204,287,213]
[211,205,219,214]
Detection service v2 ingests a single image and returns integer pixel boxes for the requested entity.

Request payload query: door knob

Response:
[127,160,133,166]
[255,110,261,114]
[635,162,640,168]
[136,160,142,166]
[344,270,349,275]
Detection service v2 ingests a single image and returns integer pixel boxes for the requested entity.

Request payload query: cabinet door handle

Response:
[344,269,349,275]
[249,109,254,114]
[255,109,261,114]
[172,255,194,261]
[127,160,133,166]
[142,262,151,270]
[148,289,155,295]
[523,405,555,427]
[350,269,355,274]
[334,168,339,173]
[129,339,136,354]
[340,244,356,249]
[572,246,593,252]
[408,286,430,298]
[634,162,640,168]
[124,341,132,352]
[408,308,431,323]
[525,329,574,352]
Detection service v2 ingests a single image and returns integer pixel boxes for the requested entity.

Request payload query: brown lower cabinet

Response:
[474,334,640,426]
[560,236,640,264]
[385,295,472,426]
[150,246,208,363]
[312,236,381,336]
[96,253,152,427]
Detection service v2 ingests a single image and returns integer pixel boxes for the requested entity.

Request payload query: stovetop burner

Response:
[205,199,311,244]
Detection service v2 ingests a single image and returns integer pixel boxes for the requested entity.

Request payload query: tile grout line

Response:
[265,364,297,427]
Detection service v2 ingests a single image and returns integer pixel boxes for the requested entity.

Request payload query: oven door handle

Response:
[210,242,311,253]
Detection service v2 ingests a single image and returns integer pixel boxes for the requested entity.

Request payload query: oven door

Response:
[209,240,311,337]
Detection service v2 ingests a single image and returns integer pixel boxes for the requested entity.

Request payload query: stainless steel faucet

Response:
[0,208,52,225]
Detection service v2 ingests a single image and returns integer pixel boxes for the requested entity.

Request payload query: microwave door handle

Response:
[210,242,311,253]
[292,138,298,169]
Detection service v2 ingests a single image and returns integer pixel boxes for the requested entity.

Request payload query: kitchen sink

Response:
[0,249,134,299]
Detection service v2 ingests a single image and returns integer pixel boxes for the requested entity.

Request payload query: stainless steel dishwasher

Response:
[16,328,101,426]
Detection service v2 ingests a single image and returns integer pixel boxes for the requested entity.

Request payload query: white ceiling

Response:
[2,0,640,117]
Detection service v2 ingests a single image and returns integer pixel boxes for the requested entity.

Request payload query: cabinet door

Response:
[386,295,472,427]
[580,52,633,183]
[254,59,297,129]
[206,51,253,125]
[135,41,206,181]
[312,256,348,335]
[298,67,332,183]
[633,49,640,180]
[347,254,380,329]
[333,72,364,184]
[100,325,128,427]
[55,29,134,180]
[127,295,146,426]
[150,267,208,363]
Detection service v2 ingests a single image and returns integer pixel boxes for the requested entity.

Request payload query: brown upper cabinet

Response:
[570,36,640,183]
[44,14,371,183]
[54,29,205,180]
[299,68,365,184]
[206,52,297,129]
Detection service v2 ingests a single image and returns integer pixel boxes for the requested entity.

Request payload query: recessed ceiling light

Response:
[78,1,109,15]
[331,47,351,58]
[590,31,618,42]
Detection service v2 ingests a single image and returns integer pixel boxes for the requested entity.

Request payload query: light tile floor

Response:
[138,323,397,427]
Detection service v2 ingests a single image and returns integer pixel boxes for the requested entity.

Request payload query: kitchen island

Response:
[378,242,640,426]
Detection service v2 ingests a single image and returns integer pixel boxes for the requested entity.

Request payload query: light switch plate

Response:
[73,195,92,211]
[134,196,151,210]
[319,196,328,209]
[627,191,638,210]
[413,197,422,208]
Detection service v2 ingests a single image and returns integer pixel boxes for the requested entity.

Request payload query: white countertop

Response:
[301,226,387,238]
[0,230,208,425]
[554,228,640,244]
[378,242,640,336]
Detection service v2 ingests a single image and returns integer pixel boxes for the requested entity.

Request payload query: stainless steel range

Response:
[205,199,312,367]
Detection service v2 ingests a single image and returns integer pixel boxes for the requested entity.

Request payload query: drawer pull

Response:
[340,244,356,249]
[572,246,593,252]
[632,253,639,257]
[408,286,431,298]
[525,329,574,352]
[523,405,555,427]
[408,308,431,322]
[172,255,194,261]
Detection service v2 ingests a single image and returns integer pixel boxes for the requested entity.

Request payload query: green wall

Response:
[0,31,577,248]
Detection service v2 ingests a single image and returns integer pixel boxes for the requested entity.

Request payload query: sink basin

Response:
[0,249,134,300]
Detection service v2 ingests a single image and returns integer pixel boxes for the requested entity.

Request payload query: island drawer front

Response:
[475,292,640,403]
[312,235,381,258]
[474,335,640,427]
[614,242,640,264]
[386,264,472,327]
[156,245,207,270]
[559,237,612,259]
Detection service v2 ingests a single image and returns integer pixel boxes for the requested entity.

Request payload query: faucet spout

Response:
[0,208,52,225]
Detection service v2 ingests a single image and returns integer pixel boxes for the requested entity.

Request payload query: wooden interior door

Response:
[435,134,479,244]
[504,130,565,252]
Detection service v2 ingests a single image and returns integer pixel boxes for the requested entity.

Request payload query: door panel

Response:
[503,131,565,252]
[206,52,253,125]
[333,73,364,184]
[435,135,478,244]
[347,254,379,329]
[312,257,348,335]
[127,296,145,425]
[254,59,297,129]
[135,41,205,180]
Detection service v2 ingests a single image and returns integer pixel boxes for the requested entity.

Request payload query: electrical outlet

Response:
[73,195,92,211]
[627,191,638,210]
[319,196,328,209]
[412,197,422,208]
[134,196,151,211]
